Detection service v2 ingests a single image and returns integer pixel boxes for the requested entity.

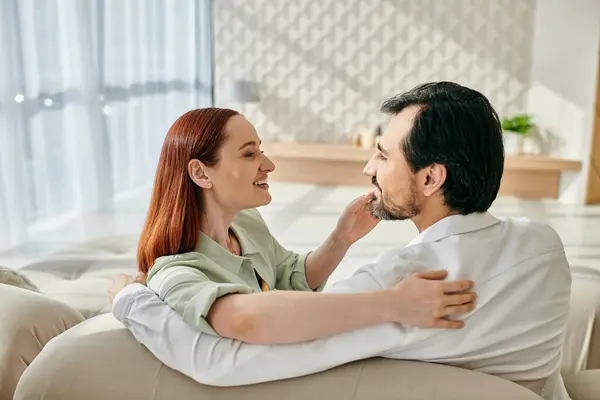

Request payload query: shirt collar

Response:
[194,216,260,275]
[406,212,500,247]
[230,222,260,256]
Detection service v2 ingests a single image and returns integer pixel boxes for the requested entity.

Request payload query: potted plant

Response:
[501,114,536,155]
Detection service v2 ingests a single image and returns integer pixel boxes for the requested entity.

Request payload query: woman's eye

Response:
[378,152,387,161]
[245,149,264,158]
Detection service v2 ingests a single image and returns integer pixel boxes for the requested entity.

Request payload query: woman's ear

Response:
[188,159,212,189]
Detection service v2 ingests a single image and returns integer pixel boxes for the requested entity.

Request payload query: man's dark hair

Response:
[381,81,504,215]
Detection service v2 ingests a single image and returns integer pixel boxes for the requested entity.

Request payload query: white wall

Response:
[527,0,600,202]
[214,0,600,203]
[214,0,537,143]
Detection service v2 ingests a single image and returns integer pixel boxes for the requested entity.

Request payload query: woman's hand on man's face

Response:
[334,190,380,246]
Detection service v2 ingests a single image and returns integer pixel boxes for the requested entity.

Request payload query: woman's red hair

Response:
[137,108,239,274]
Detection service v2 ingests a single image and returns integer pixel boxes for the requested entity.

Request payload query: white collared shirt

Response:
[113,212,572,400]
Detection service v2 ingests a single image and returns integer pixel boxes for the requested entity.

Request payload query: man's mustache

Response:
[371,177,381,190]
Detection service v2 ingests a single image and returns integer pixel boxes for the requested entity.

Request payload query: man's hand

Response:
[108,273,146,306]
[386,270,476,329]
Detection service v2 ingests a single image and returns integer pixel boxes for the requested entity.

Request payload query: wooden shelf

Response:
[262,141,582,199]
[504,155,582,172]
[262,142,374,162]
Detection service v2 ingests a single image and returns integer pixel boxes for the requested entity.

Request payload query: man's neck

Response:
[411,204,457,233]
[199,197,237,248]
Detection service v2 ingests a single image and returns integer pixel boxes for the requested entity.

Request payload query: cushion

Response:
[14,313,542,400]
[18,235,139,318]
[562,266,600,374]
[0,284,84,399]
[563,370,600,400]
[0,266,39,291]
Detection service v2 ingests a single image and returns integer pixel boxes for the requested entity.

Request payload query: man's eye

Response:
[245,152,255,157]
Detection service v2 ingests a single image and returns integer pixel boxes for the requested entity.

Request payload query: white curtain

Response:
[0,0,213,251]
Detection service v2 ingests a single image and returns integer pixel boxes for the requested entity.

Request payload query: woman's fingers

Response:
[346,190,378,212]
[431,318,465,329]
[415,270,448,280]
[441,302,477,318]
[443,292,477,307]
[439,279,475,294]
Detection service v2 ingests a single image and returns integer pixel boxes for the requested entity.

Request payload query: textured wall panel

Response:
[214,0,536,143]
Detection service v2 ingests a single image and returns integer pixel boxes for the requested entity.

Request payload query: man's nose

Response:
[363,157,377,177]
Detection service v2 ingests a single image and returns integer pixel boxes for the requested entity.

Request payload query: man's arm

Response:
[112,283,404,386]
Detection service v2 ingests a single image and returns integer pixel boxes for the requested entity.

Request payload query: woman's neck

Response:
[200,198,237,249]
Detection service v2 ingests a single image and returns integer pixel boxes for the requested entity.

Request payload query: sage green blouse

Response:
[146,208,325,336]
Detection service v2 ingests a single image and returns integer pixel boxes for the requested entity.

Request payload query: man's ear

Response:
[188,159,212,189]
[422,164,446,197]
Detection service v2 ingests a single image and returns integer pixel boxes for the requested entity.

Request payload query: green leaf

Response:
[501,114,535,135]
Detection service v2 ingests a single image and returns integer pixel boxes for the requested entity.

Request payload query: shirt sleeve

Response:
[324,263,385,294]
[111,254,436,386]
[271,236,325,292]
[112,282,404,387]
[148,265,254,336]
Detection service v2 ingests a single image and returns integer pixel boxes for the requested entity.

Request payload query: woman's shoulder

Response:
[147,252,212,284]
[152,251,211,267]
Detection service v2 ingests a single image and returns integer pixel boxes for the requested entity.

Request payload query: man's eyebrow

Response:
[377,142,388,155]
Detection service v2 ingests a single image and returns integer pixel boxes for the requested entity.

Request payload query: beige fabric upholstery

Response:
[14,313,542,400]
[563,370,600,400]
[561,266,600,400]
[563,266,600,374]
[18,235,138,318]
[0,284,84,400]
[16,236,600,371]
[0,266,39,292]
[3,236,599,399]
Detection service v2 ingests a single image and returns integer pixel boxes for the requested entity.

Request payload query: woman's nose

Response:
[260,153,276,172]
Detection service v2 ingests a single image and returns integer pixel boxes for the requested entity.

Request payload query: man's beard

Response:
[369,178,420,221]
